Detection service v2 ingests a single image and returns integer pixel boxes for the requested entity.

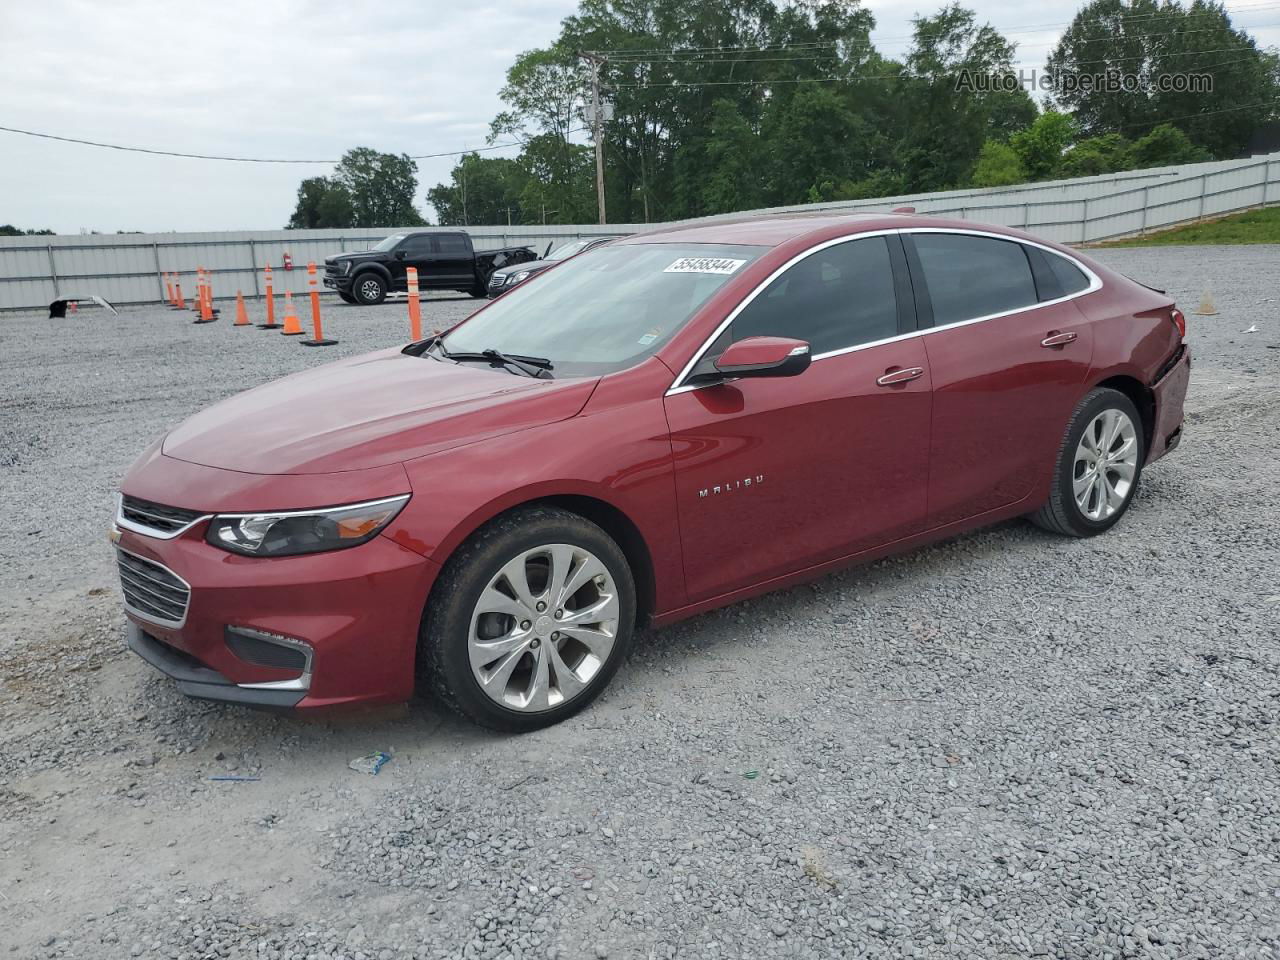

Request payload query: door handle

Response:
[876,366,925,386]
[1041,331,1078,347]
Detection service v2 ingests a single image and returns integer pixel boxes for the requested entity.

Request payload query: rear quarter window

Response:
[1045,251,1092,296]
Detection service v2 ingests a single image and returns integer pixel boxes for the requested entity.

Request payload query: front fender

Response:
[383,359,686,614]
[351,262,392,283]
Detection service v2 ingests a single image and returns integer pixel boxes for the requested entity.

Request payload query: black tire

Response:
[1031,387,1145,538]
[469,272,491,298]
[419,506,636,732]
[352,272,387,306]
[338,291,356,304]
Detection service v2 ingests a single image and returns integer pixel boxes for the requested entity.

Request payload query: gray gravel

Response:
[1,246,1279,959]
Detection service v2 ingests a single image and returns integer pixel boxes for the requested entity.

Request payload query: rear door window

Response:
[910,233,1039,326]
[434,233,470,254]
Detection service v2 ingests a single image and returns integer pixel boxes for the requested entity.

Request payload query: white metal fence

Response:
[2,151,1276,312]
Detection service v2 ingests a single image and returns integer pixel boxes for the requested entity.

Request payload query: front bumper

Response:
[323,274,353,292]
[114,523,439,710]
[127,623,306,709]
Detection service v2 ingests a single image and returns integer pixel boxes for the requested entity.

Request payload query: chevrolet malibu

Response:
[113,213,1191,731]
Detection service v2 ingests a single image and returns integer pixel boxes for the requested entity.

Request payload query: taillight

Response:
[1170,307,1186,340]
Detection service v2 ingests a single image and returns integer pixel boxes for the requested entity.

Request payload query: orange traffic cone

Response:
[195,273,216,324]
[173,281,186,310]
[258,264,279,329]
[301,261,337,346]
[234,290,251,327]
[280,291,304,335]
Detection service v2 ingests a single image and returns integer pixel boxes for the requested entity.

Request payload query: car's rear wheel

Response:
[419,506,635,731]
[353,272,387,305]
[1032,387,1145,537]
[469,272,491,298]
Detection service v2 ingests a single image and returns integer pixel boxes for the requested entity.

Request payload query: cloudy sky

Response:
[1,0,1276,234]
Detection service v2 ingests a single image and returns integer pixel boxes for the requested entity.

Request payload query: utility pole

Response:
[461,152,468,227]
[580,50,607,225]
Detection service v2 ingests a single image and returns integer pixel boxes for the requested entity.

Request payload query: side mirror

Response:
[713,336,811,379]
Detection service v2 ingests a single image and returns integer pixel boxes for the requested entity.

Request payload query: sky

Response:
[1,0,1277,235]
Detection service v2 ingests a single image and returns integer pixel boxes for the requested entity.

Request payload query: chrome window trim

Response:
[115,545,191,629]
[665,227,1103,396]
[115,493,212,541]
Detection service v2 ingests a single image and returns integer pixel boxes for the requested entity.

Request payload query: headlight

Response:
[508,271,531,284]
[207,495,409,557]
[342,261,353,275]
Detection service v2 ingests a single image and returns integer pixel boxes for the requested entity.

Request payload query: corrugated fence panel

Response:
[2,153,1276,310]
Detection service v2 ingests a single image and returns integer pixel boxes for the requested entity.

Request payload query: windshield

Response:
[371,234,405,252]
[442,243,766,377]
[547,239,591,261]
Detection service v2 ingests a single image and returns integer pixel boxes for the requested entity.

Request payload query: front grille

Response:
[488,273,507,291]
[120,495,203,535]
[117,550,191,627]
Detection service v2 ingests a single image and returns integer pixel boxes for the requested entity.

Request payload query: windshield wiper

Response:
[440,345,554,379]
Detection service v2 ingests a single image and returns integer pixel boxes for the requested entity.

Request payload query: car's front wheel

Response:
[353,272,387,305]
[1032,387,1145,537]
[419,506,635,731]
[338,290,356,304]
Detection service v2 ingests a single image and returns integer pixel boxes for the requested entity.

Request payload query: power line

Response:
[0,124,572,164]
[1115,95,1280,127]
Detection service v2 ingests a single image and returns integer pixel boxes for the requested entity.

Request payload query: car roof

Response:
[618,212,1044,249]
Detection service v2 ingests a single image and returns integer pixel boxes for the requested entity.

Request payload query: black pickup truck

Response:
[324,231,536,305]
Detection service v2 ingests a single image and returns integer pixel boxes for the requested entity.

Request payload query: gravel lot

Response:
[1,247,1278,960]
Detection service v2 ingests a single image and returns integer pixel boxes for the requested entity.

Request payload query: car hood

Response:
[162,348,599,475]
[328,251,383,262]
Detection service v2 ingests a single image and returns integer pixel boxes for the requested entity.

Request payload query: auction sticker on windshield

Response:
[664,257,747,275]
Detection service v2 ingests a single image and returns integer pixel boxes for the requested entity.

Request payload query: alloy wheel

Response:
[359,278,381,302]
[468,544,619,712]
[1073,408,1139,521]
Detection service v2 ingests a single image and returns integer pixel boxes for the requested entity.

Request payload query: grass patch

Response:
[1097,205,1280,246]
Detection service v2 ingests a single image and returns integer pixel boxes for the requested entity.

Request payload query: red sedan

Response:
[113,213,1191,730]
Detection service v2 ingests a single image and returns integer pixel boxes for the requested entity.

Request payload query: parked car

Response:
[114,213,1190,731]
[323,230,536,304]
[486,235,620,297]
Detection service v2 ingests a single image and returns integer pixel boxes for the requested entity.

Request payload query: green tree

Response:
[678,99,766,215]
[286,176,354,229]
[970,140,1027,186]
[1047,0,1279,158]
[427,154,530,226]
[490,45,584,142]
[332,148,426,227]
[896,5,1034,191]
[1009,110,1077,180]
[0,224,54,235]
[518,134,596,224]
[1128,123,1212,166]
[1060,133,1133,176]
